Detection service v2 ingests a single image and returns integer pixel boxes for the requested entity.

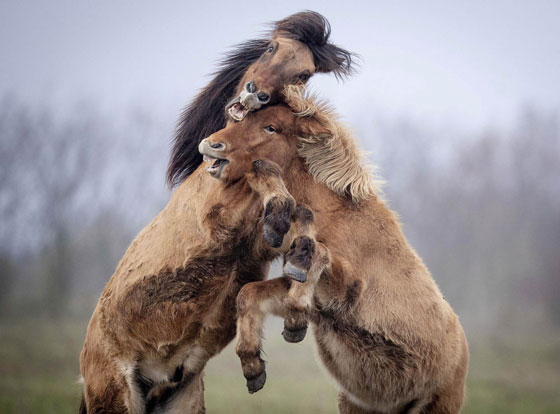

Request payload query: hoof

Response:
[263,197,294,248]
[283,262,307,283]
[263,224,284,248]
[246,370,267,394]
[282,326,307,343]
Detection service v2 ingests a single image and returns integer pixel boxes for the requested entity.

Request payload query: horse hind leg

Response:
[421,334,468,414]
[338,393,376,414]
[420,365,467,413]
[147,372,206,414]
[338,393,424,414]
[420,393,461,414]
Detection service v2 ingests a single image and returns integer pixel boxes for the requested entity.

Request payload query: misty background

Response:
[1,1,559,413]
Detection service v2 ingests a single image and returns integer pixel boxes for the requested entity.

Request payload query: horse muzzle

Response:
[198,139,230,179]
[227,81,271,121]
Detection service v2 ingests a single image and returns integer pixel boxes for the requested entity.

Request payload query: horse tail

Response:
[79,392,87,414]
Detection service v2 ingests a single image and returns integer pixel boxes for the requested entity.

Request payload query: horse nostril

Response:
[210,142,225,150]
[257,92,270,103]
[246,81,257,93]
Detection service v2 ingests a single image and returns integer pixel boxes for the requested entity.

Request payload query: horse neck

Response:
[171,166,223,214]
[283,159,366,216]
[282,159,404,252]
[171,166,254,216]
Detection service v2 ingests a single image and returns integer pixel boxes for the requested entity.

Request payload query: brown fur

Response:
[204,86,469,413]
[80,158,316,413]
[81,11,354,412]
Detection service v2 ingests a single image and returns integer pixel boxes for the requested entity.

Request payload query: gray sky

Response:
[1,0,559,130]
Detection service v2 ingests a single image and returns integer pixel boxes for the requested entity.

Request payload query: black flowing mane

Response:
[167,39,269,187]
[273,10,355,80]
[167,11,356,187]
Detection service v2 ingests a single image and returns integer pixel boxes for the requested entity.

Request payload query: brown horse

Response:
[166,10,355,186]
[79,154,325,413]
[203,86,469,414]
[80,11,354,414]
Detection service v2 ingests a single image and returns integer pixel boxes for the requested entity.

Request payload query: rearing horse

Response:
[205,86,469,414]
[80,11,354,414]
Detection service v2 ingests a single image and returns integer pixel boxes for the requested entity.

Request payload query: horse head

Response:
[199,85,376,205]
[168,11,356,187]
[198,85,332,185]
[227,11,355,121]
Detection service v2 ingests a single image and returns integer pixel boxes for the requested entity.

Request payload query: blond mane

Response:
[284,85,383,203]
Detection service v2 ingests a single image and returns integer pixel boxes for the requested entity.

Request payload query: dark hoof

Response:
[246,370,267,394]
[283,262,307,283]
[263,224,284,248]
[282,326,307,343]
[263,197,294,248]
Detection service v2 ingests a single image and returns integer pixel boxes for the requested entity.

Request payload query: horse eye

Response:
[266,46,274,53]
[264,125,276,133]
[299,73,310,82]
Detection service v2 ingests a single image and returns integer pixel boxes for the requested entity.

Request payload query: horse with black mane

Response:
[79,11,353,413]
[167,10,354,186]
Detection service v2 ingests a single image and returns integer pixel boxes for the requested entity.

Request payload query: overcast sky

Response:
[1,0,559,130]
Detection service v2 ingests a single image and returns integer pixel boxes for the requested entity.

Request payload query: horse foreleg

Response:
[235,234,330,393]
[235,276,292,393]
[245,159,296,248]
[281,204,330,342]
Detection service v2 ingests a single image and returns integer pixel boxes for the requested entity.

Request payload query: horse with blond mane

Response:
[201,85,469,414]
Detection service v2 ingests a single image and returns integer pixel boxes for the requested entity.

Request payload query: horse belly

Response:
[312,322,427,413]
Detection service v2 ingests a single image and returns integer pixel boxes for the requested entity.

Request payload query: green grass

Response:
[0,318,86,414]
[0,317,559,413]
[464,339,560,414]
[204,324,338,413]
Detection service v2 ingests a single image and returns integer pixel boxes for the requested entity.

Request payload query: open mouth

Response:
[227,101,250,121]
[203,154,229,178]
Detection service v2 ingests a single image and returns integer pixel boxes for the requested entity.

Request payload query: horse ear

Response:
[297,116,333,141]
[167,39,269,187]
[284,84,334,140]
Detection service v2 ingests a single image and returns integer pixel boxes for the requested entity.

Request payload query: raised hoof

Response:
[263,196,294,248]
[246,370,267,394]
[283,261,307,283]
[282,326,307,343]
[263,224,284,248]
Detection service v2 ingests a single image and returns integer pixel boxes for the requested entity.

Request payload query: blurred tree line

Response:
[367,110,560,334]
[0,95,169,317]
[0,94,558,337]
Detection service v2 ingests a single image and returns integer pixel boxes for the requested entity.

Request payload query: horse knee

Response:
[282,310,308,343]
[236,284,257,314]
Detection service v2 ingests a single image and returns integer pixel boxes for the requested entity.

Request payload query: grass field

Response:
[0,317,559,413]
